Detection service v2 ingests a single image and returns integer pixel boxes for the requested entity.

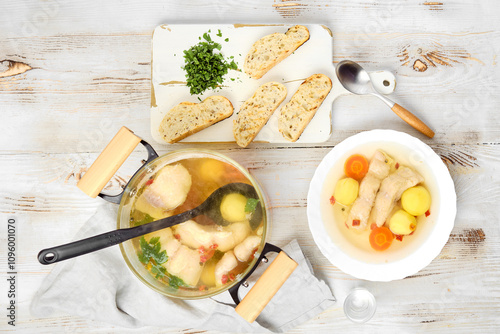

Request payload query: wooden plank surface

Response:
[1,0,499,333]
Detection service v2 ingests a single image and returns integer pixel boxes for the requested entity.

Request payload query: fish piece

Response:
[370,166,424,227]
[214,251,238,286]
[145,228,180,258]
[346,150,392,230]
[213,222,251,252]
[174,220,251,252]
[234,235,261,262]
[164,236,181,259]
[174,220,215,249]
[165,244,204,287]
[134,193,172,219]
[142,164,192,211]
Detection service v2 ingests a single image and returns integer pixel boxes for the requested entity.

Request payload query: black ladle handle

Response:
[38,182,260,265]
[38,207,200,265]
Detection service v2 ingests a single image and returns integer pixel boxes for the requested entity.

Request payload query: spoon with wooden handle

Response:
[336,60,434,138]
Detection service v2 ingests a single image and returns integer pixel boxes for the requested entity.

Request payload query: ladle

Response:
[336,60,435,138]
[38,182,262,265]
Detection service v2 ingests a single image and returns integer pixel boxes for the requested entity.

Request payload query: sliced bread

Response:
[244,25,310,80]
[278,73,332,142]
[233,82,287,147]
[159,96,233,144]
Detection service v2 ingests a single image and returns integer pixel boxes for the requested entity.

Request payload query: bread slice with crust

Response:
[159,96,233,144]
[233,82,287,147]
[244,25,310,80]
[278,73,332,142]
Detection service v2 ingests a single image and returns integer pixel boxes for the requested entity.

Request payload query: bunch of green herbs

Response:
[182,31,238,95]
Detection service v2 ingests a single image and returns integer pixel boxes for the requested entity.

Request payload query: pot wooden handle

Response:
[391,103,435,138]
[235,251,298,323]
[77,126,141,198]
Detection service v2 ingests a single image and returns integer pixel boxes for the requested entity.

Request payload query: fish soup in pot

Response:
[68,127,297,322]
[118,150,267,298]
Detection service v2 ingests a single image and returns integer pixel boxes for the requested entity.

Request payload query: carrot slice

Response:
[344,154,369,180]
[369,226,393,251]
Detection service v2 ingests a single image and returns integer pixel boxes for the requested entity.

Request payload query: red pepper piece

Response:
[395,235,404,241]
[145,178,154,186]
[425,209,431,217]
[329,196,336,205]
[395,162,400,169]
[199,245,217,263]
[221,274,228,284]
[249,247,258,260]
[370,223,377,230]
[352,219,361,227]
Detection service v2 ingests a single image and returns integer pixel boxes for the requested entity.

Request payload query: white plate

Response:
[307,130,456,281]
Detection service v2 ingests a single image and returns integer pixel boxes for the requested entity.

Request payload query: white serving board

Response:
[150,24,395,144]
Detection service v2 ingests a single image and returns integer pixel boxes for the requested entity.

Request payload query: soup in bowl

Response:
[307,130,456,281]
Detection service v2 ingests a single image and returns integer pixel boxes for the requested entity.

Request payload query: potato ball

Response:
[220,193,248,222]
[333,177,359,206]
[401,186,431,216]
[198,158,226,183]
[389,209,417,235]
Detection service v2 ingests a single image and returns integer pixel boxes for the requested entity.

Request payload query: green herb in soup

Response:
[138,236,168,279]
[131,157,263,292]
[134,214,154,227]
[245,198,260,213]
[166,274,187,290]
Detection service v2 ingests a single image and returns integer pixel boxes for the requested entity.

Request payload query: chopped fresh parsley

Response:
[138,236,168,279]
[245,198,260,213]
[202,32,212,42]
[182,31,238,95]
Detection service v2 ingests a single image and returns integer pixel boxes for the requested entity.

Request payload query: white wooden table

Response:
[1,0,500,333]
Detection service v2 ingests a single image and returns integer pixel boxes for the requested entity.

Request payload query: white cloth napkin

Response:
[31,203,335,333]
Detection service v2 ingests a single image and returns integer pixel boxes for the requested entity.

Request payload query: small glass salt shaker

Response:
[343,287,376,323]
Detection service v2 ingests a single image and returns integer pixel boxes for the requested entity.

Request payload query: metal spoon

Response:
[38,182,262,265]
[336,60,435,138]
